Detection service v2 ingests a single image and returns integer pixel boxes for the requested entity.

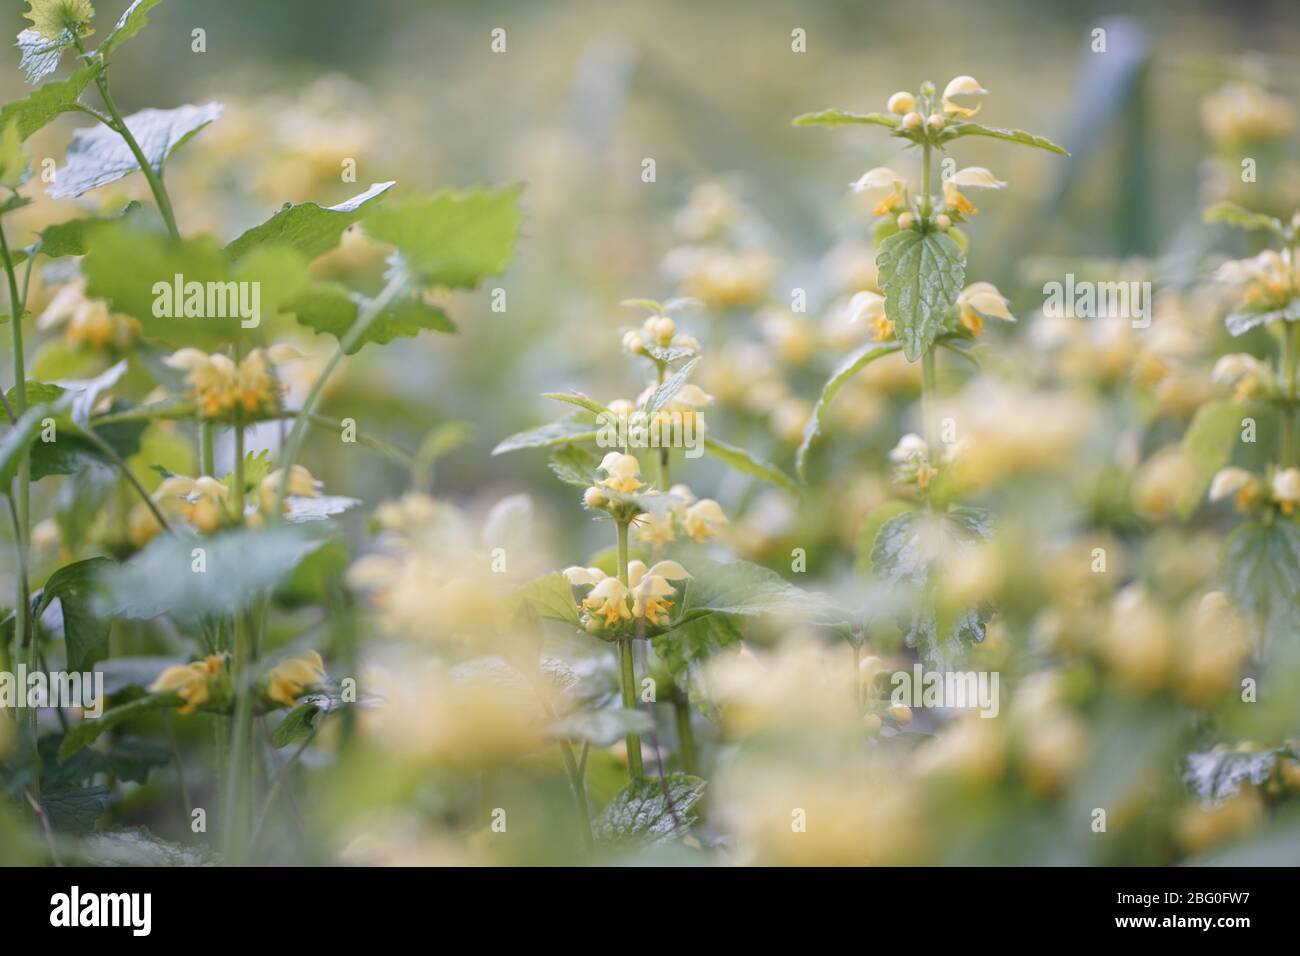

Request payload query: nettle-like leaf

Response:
[516,571,581,627]
[77,826,218,867]
[792,109,900,130]
[59,693,176,761]
[875,229,965,361]
[1177,399,1243,519]
[36,556,114,671]
[1225,301,1300,338]
[547,444,599,488]
[946,122,1070,155]
[1221,519,1300,639]
[95,524,331,621]
[1,62,99,142]
[362,184,524,289]
[97,0,163,60]
[796,342,902,482]
[640,356,700,416]
[651,612,742,718]
[492,418,598,455]
[82,220,310,348]
[594,772,707,847]
[10,202,144,267]
[226,181,395,262]
[1184,748,1283,806]
[1204,201,1285,237]
[871,507,994,668]
[49,102,223,199]
[702,436,798,496]
[282,282,453,354]
[676,556,847,627]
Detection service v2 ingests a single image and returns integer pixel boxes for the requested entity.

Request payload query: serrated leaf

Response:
[95,524,329,621]
[0,62,100,140]
[97,0,163,59]
[1222,519,1300,638]
[49,102,223,199]
[594,773,706,847]
[702,435,798,495]
[542,391,610,418]
[36,556,113,671]
[792,109,900,129]
[282,282,454,354]
[77,826,219,866]
[640,356,700,416]
[676,557,845,626]
[948,122,1070,155]
[795,342,902,481]
[492,418,597,454]
[226,181,395,262]
[1178,400,1242,518]
[548,444,599,488]
[13,202,144,266]
[651,612,742,718]
[875,229,965,361]
[1204,201,1284,236]
[272,701,320,748]
[362,185,523,289]
[517,572,581,627]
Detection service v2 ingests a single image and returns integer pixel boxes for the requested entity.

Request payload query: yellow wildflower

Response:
[150,656,224,715]
[942,166,1005,218]
[597,452,644,494]
[1272,467,1300,515]
[628,559,690,626]
[581,577,633,629]
[850,167,907,217]
[941,75,987,118]
[956,281,1015,335]
[683,498,727,542]
[266,651,327,707]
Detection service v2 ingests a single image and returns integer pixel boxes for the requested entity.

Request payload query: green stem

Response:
[920,348,938,452]
[272,272,406,517]
[1282,322,1297,468]
[0,220,33,750]
[199,421,215,476]
[81,426,173,533]
[672,690,697,775]
[86,60,181,240]
[616,520,643,779]
[222,422,254,862]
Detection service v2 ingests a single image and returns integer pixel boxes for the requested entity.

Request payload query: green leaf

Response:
[0,62,100,141]
[640,356,701,416]
[492,418,597,454]
[875,229,965,361]
[677,557,845,626]
[792,109,899,130]
[795,342,902,481]
[58,693,177,761]
[1204,201,1284,236]
[1178,400,1243,519]
[542,391,611,418]
[36,556,114,671]
[0,404,53,487]
[1225,302,1300,337]
[82,221,309,348]
[96,0,164,59]
[49,102,223,199]
[702,435,798,495]
[651,612,742,717]
[871,508,993,667]
[517,571,581,627]
[282,282,454,354]
[0,120,29,188]
[95,524,329,621]
[362,185,523,289]
[225,181,395,262]
[948,122,1070,155]
[548,708,653,747]
[20,202,144,263]
[548,444,599,488]
[594,773,706,847]
[1222,519,1300,638]
[272,701,321,748]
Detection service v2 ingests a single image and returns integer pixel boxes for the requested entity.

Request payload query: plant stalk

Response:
[615,520,643,779]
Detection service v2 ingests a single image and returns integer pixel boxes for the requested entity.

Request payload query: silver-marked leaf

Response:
[1225,302,1300,337]
[594,772,706,847]
[16,28,77,84]
[49,102,223,199]
[492,419,597,454]
[875,229,965,361]
[1222,519,1300,639]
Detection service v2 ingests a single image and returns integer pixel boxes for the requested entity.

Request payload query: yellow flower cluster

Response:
[265,651,327,707]
[564,560,690,631]
[38,280,139,352]
[150,655,225,715]
[165,346,295,420]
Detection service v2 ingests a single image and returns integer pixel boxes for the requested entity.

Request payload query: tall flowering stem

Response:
[616,519,644,779]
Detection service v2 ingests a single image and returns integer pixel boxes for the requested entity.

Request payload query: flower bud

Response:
[927,113,945,130]
[935,213,951,231]
[896,212,915,230]
[622,330,646,354]
[583,486,607,509]
[901,111,923,130]
[887,91,915,115]
[648,315,676,345]
[887,703,913,725]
